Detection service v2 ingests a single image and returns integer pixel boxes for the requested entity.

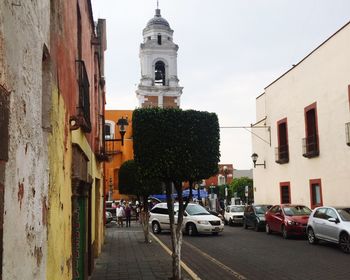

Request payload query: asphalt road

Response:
[156,224,350,280]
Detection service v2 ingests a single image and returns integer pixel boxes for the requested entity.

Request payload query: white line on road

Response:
[183,240,248,280]
[150,232,201,280]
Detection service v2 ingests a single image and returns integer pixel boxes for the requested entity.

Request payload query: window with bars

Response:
[280,182,291,204]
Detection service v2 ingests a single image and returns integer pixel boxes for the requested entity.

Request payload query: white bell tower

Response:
[136,6,183,108]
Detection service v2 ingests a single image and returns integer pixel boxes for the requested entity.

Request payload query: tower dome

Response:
[146,9,170,29]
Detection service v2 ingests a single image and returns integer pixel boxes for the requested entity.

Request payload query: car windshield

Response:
[185,204,210,216]
[231,206,245,212]
[283,206,312,216]
[337,208,350,221]
[254,205,269,214]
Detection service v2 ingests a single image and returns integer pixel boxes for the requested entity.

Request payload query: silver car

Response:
[307,206,350,253]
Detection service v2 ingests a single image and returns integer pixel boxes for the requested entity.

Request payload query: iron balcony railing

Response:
[275,144,289,164]
[302,134,319,158]
[105,139,122,156]
[346,122,350,146]
[76,60,91,132]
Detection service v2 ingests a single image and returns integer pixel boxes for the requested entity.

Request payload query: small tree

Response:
[229,177,254,204]
[133,108,220,280]
[119,160,162,243]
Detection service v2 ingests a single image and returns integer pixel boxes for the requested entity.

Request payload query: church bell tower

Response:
[136,6,183,108]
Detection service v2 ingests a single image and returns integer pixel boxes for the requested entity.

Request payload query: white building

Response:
[252,21,350,208]
[136,7,183,108]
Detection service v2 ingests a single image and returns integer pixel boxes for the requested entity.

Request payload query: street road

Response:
[156,224,350,280]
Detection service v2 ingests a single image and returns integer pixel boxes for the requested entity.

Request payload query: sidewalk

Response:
[90,221,192,280]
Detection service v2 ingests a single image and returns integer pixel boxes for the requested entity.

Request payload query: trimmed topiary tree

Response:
[133,107,220,280]
[119,160,162,243]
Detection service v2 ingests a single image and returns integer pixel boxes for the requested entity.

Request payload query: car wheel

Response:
[243,219,248,229]
[224,219,228,225]
[339,232,350,254]
[187,223,198,236]
[307,228,318,245]
[266,223,271,234]
[254,222,260,232]
[152,221,161,234]
[229,218,233,226]
[282,225,289,239]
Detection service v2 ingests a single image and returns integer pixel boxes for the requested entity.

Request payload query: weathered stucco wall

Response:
[0,1,50,279]
[47,89,73,280]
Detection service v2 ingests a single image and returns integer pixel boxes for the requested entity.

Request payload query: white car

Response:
[307,206,350,253]
[149,202,224,236]
[224,205,245,225]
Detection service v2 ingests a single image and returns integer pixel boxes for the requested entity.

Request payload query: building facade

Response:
[252,21,350,208]
[136,8,183,108]
[104,110,134,201]
[0,1,107,279]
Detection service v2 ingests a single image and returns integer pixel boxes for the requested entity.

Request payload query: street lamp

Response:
[223,166,229,207]
[251,153,266,168]
[116,117,129,146]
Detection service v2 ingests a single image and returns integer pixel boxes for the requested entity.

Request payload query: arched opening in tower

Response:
[154,61,166,86]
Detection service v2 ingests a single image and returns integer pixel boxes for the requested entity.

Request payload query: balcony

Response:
[346,122,350,146]
[302,134,319,158]
[105,139,122,156]
[76,60,91,132]
[275,144,289,164]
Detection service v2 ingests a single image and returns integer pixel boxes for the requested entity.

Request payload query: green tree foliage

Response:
[132,107,220,280]
[229,177,254,204]
[119,160,162,243]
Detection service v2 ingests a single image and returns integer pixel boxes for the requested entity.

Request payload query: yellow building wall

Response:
[105,110,134,200]
[47,89,73,280]
[71,129,104,256]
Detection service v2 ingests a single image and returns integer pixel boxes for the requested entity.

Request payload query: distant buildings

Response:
[252,21,350,208]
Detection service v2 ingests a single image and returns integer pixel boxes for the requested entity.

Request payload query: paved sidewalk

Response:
[90,222,192,280]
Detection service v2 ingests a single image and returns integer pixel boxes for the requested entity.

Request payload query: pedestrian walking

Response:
[125,202,132,227]
[116,204,125,227]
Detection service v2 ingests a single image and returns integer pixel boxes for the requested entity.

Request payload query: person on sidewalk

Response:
[116,204,125,227]
[125,202,132,227]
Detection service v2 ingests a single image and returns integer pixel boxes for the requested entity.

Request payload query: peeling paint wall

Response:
[0,1,50,279]
[47,89,72,280]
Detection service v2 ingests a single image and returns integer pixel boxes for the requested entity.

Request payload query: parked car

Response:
[243,204,272,231]
[307,206,350,254]
[265,204,311,239]
[224,205,245,226]
[105,211,113,224]
[149,202,224,236]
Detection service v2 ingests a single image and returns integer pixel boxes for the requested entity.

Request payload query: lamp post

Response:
[108,177,113,201]
[223,166,228,207]
[116,117,129,146]
[251,153,266,168]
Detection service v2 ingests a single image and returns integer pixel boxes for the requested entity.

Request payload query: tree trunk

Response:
[166,181,185,280]
[140,196,150,243]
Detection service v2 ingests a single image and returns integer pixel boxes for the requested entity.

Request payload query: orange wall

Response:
[105,110,134,200]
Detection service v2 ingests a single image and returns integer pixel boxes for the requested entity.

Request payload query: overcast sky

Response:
[91,0,350,169]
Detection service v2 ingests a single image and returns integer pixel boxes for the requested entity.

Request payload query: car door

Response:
[311,208,327,239]
[269,206,282,231]
[246,206,254,226]
[323,208,341,242]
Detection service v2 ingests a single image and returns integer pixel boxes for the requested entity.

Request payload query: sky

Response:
[91,0,350,169]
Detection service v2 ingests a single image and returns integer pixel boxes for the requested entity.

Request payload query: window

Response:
[0,86,9,161]
[154,61,166,85]
[218,175,225,186]
[105,123,111,139]
[280,182,291,204]
[148,36,151,41]
[310,179,323,209]
[314,208,327,219]
[276,118,289,163]
[303,103,319,157]
[326,209,338,220]
[157,34,162,45]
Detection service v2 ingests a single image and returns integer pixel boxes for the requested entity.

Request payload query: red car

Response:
[265,204,312,239]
